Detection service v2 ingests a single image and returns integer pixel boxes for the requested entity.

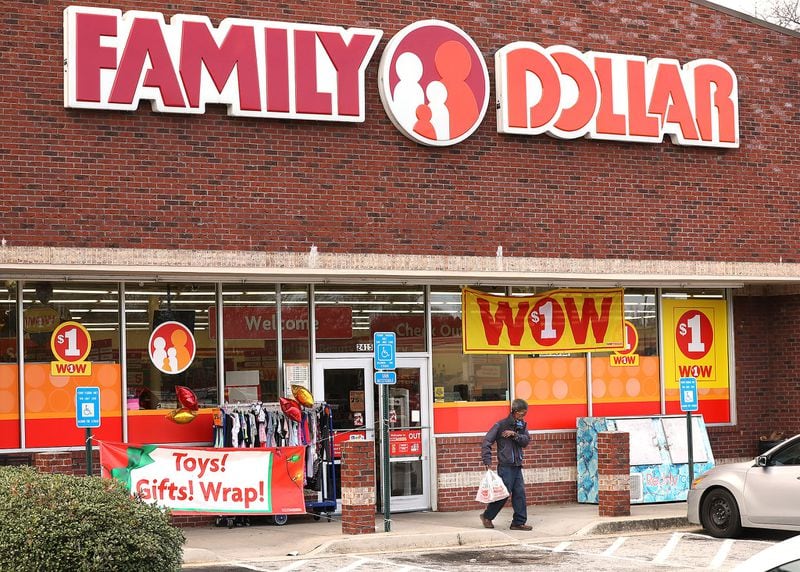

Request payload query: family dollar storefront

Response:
[0,0,798,514]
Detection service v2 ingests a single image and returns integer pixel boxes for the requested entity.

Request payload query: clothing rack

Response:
[213,401,336,527]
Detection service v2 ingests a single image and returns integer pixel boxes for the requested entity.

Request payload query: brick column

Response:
[597,431,630,517]
[340,439,376,535]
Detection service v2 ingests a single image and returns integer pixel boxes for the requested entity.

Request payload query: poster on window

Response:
[661,298,730,423]
[99,441,306,515]
[462,288,625,354]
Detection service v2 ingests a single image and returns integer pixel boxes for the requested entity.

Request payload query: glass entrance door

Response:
[378,356,431,512]
[313,356,431,512]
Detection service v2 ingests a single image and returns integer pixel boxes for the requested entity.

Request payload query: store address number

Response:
[356,343,373,352]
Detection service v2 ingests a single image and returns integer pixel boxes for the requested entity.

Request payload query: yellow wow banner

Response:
[462,288,625,354]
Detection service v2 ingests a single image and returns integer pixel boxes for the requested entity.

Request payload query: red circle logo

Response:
[50,321,92,363]
[379,20,489,146]
[529,297,565,346]
[149,321,196,375]
[675,310,713,360]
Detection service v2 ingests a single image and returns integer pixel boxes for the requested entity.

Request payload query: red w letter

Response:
[476,299,529,346]
[563,296,613,344]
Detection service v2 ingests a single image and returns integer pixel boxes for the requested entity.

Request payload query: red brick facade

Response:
[1,1,797,260]
[0,0,798,515]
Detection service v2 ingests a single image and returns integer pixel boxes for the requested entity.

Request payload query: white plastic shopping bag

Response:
[475,469,510,503]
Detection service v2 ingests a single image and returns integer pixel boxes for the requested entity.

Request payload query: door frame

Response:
[383,356,431,512]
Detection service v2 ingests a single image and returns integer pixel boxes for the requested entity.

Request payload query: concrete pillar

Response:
[340,439,376,535]
[598,431,630,517]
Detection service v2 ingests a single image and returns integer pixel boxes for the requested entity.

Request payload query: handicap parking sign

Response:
[373,332,396,370]
[76,386,101,428]
[679,377,698,412]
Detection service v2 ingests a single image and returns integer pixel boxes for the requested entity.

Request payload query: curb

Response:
[311,529,515,555]
[578,516,692,536]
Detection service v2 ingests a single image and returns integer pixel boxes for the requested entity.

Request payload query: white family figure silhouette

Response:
[391,41,479,142]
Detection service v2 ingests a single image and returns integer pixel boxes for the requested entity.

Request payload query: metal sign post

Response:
[382,384,391,532]
[679,377,699,486]
[373,332,396,533]
[76,387,101,476]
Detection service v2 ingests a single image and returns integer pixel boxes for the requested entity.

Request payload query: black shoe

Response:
[510,524,532,531]
[480,513,494,529]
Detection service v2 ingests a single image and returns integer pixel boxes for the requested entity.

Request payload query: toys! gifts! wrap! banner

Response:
[100,441,306,515]
[462,288,625,354]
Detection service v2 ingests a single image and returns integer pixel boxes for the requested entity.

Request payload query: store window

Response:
[512,287,660,430]
[220,285,279,403]
[219,284,311,404]
[0,281,17,448]
[661,289,730,423]
[431,286,509,403]
[314,285,426,354]
[280,284,311,396]
[125,282,217,410]
[0,282,16,362]
[22,281,122,447]
[588,289,660,418]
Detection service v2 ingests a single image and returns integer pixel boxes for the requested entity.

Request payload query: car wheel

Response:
[700,488,742,538]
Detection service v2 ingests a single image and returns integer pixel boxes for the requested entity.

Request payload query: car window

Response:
[768,559,800,571]
[771,441,800,466]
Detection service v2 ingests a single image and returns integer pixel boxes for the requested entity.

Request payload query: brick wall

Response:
[436,432,577,511]
[32,450,98,476]
[0,1,797,263]
[711,293,800,460]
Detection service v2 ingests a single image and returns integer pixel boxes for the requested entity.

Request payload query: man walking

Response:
[480,398,532,530]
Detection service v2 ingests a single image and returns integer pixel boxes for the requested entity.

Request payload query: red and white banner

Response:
[100,441,306,515]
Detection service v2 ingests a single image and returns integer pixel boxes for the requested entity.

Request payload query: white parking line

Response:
[708,538,735,569]
[653,532,684,563]
[276,560,309,572]
[602,536,628,556]
[553,541,572,552]
[337,558,369,571]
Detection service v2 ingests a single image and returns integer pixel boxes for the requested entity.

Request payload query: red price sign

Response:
[50,321,92,363]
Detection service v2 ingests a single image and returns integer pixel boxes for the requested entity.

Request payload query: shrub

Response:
[0,466,185,572]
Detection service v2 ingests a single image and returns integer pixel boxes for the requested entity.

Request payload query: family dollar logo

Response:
[149,321,196,375]
[378,20,490,146]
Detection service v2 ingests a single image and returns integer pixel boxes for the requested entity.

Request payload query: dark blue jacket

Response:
[481,414,530,466]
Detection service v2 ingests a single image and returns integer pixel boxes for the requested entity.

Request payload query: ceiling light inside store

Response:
[369,291,423,295]
[52,289,112,295]
[29,299,102,304]
[219,300,276,305]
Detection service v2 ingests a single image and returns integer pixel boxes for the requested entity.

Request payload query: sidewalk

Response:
[182,502,692,565]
